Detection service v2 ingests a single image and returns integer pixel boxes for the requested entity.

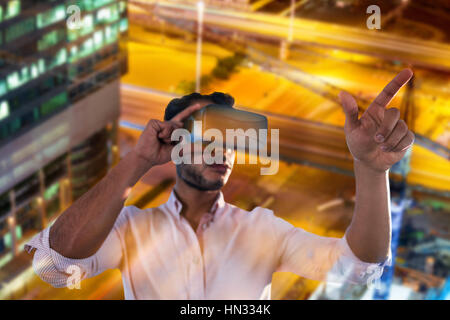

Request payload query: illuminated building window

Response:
[40,92,68,116]
[38,29,64,51]
[69,45,78,62]
[94,30,103,48]
[80,37,94,58]
[105,25,113,41]
[20,67,29,83]
[81,0,96,11]
[97,4,119,25]
[105,24,118,43]
[68,14,94,42]
[83,14,94,34]
[50,48,67,68]
[3,226,22,248]
[30,63,39,79]
[119,18,128,32]
[38,59,45,74]
[0,101,9,121]
[44,182,60,201]
[7,72,21,90]
[5,17,35,43]
[119,1,126,13]
[94,0,115,9]
[4,0,20,20]
[6,66,32,91]
[37,5,66,29]
[0,80,7,96]
[97,7,111,21]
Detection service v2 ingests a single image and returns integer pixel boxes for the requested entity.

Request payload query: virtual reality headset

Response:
[183,104,268,153]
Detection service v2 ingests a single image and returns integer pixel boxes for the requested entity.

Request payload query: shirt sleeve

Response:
[269,211,390,285]
[25,206,131,288]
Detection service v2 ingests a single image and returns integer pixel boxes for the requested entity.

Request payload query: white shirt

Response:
[26,190,389,299]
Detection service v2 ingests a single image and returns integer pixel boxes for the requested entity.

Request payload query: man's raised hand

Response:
[133,103,204,167]
[339,69,415,173]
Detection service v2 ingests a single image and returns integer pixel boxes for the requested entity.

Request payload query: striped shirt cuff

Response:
[26,227,97,288]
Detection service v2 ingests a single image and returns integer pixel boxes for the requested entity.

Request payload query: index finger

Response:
[171,103,204,122]
[369,69,413,112]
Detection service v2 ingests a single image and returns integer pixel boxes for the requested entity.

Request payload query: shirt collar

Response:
[166,189,225,220]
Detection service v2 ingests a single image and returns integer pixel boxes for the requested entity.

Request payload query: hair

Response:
[164,92,235,121]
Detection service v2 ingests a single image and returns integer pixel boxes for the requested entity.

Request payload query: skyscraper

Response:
[0,0,128,267]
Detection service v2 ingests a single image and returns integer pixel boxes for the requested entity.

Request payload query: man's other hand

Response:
[339,69,415,173]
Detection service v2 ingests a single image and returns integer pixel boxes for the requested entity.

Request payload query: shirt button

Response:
[202,223,208,230]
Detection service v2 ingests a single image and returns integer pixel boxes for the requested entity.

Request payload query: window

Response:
[105,24,118,44]
[38,59,45,74]
[40,92,68,116]
[119,17,128,32]
[80,0,95,11]
[97,7,111,21]
[20,67,29,83]
[97,4,119,25]
[0,81,7,97]
[21,109,36,127]
[69,45,78,61]
[44,182,59,201]
[5,58,50,93]
[5,17,35,43]
[68,14,94,42]
[50,48,67,68]
[80,37,94,58]
[94,30,103,48]
[0,192,10,218]
[0,101,9,121]
[38,29,64,51]
[37,5,66,29]
[7,72,21,90]
[6,66,31,91]
[0,125,8,140]
[4,0,20,20]
[119,1,126,13]
[84,14,94,30]
[10,117,21,133]
[3,226,23,248]
[30,63,39,78]
[94,0,115,9]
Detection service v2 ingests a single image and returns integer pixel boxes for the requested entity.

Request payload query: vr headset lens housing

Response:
[183,104,268,154]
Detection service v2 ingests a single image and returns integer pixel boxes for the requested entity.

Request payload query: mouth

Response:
[207,163,230,174]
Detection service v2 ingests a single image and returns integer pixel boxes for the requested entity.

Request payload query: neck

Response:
[173,179,220,227]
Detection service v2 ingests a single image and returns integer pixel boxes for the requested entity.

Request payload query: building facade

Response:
[0,0,128,267]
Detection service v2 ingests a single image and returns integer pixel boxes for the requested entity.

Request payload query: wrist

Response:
[354,159,389,177]
[128,149,154,175]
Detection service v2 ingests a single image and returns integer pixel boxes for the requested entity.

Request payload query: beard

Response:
[176,164,224,191]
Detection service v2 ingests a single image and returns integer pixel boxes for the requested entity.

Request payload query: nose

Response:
[223,147,235,164]
[210,145,234,164]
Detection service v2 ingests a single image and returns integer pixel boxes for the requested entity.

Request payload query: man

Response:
[26,69,415,299]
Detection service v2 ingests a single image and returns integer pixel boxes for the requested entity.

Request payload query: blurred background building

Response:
[0,0,128,283]
[0,0,448,300]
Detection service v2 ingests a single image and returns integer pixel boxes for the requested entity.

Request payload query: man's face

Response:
[176,100,236,191]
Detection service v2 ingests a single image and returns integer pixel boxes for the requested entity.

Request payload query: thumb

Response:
[339,91,360,130]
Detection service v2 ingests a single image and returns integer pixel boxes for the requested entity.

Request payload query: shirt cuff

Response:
[325,234,391,285]
[26,227,97,287]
